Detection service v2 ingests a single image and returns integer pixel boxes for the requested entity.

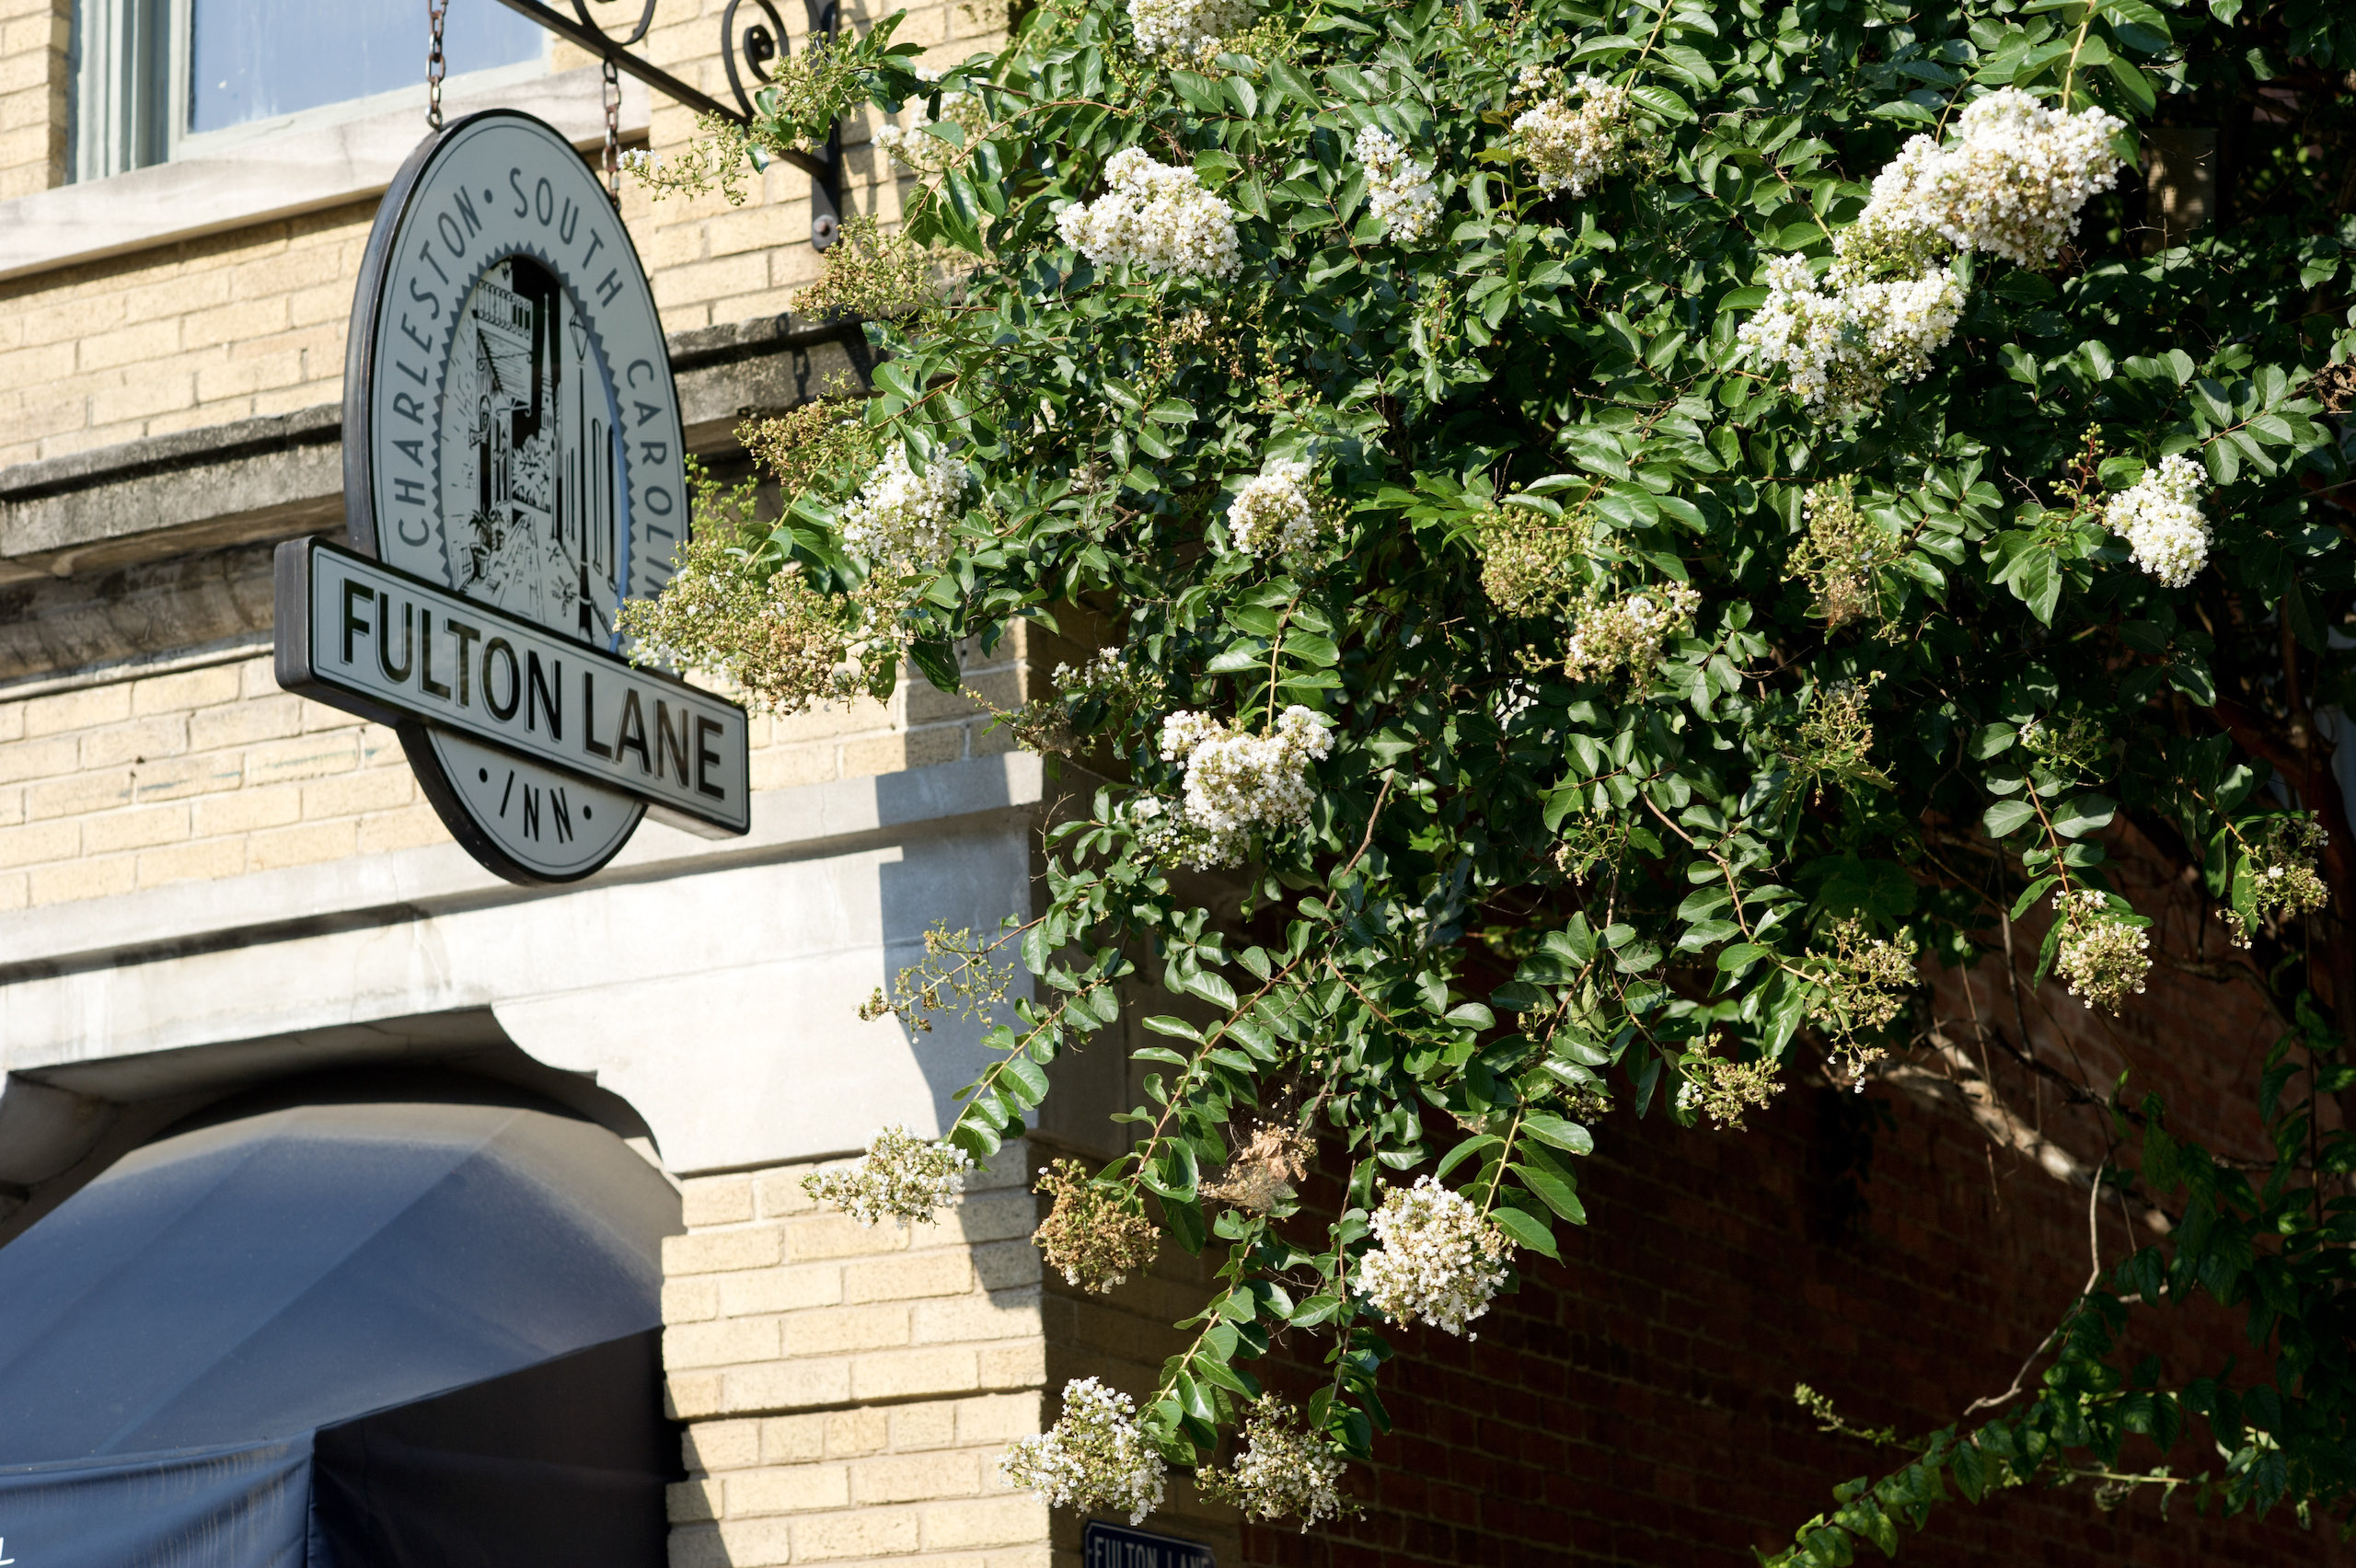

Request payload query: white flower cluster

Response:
[1225,461,1320,556]
[1743,89,2120,421]
[838,445,969,572]
[1736,253,1967,423]
[1126,0,1252,56]
[1859,89,2126,270]
[872,90,988,174]
[1563,581,1702,683]
[1158,706,1334,868]
[1509,80,1635,198]
[1057,148,1242,281]
[999,1378,1168,1525]
[2103,453,2211,589]
[1355,1175,1513,1337]
[1196,1399,1351,1530]
[802,1125,974,1225]
[2053,889,2152,1015]
[1353,127,1441,242]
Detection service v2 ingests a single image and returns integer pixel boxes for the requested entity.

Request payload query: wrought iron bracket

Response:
[486,0,844,248]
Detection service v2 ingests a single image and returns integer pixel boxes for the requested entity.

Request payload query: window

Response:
[71,0,549,182]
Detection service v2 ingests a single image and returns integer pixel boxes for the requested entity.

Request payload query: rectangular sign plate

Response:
[1081,1521,1214,1568]
[275,536,750,837]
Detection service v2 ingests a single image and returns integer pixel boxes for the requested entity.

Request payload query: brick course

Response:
[0,629,1034,909]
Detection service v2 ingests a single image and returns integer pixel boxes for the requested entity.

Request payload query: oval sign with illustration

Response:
[274,109,748,884]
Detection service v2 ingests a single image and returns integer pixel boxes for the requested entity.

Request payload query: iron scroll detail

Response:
[486,0,844,248]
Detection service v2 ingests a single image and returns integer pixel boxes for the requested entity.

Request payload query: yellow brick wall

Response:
[0,0,66,202]
[0,0,993,466]
[663,1147,1052,1568]
[0,631,1029,910]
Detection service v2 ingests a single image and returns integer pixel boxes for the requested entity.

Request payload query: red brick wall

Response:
[1235,1001,2341,1568]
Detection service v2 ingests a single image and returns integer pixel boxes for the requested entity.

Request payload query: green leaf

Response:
[2050,792,2117,838]
[908,638,960,694]
[1488,1203,1559,1258]
[1512,1161,1588,1223]
[1520,1113,1593,1156]
[1983,799,2038,838]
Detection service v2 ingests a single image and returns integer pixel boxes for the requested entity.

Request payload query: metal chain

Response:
[427,0,447,131]
[602,58,621,205]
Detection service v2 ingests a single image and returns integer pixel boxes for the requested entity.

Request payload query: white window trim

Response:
[0,66,649,284]
[73,1,560,182]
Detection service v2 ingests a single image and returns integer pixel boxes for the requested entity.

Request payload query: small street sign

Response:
[1080,1520,1216,1568]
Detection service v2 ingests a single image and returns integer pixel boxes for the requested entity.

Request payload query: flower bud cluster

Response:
[1057,148,1243,281]
[1195,1399,1355,1529]
[1225,461,1320,556]
[872,89,988,174]
[802,1126,974,1225]
[2223,813,2330,946]
[2103,453,2211,589]
[1791,478,1901,626]
[1509,79,1637,198]
[1356,1175,1513,1337]
[2053,889,2151,1014]
[1353,127,1441,242]
[1157,707,1334,868]
[1562,581,1702,683]
[1126,0,1252,58]
[838,445,970,572]
[999,1378,1168,1524]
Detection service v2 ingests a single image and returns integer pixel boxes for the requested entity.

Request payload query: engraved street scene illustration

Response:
[439,255,624,648]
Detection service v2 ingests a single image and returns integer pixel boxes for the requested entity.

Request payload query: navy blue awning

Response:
[0,1091,681,1567]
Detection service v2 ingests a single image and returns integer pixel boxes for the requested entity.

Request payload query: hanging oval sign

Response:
[272,108,749,884]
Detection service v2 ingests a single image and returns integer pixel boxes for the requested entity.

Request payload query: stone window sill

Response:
[0,66,649,285]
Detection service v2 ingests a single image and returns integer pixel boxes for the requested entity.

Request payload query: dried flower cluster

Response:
[1561,582,1702,682]
[1790,478,1900,626]
[999,1378,1168,1524]
[793,214,941,322]
[859,924,1017,1032]
[839,445,971,573]
[617,468,880,715]
[1057,148,1243,281]
[1353,127,1441,242]
[1475,506,1588,619]
[1509,78,1637,198]
[738,395,882,500]
[1742,89,2122,421]
[1034,1159,1161,1291]
[1675,1038,1784,1129]
[1195,1399,1356,1529]
[2103,453,2211,589]
[1807,919,1920,1083]
[2223,814,2330,946]
[1202,1123,1314,1211]
[1225,461,1321,556]
[2052,889,2151,1014]
[1157,706,1334,867]
[1356,1175,1513,1337]
[1126,0,1252,57]
[803,1126,974,1225]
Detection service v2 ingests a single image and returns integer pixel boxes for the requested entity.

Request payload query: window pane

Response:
[188,0,545,134]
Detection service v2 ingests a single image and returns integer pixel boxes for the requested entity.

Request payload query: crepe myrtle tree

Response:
[621,0,2356,1551]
